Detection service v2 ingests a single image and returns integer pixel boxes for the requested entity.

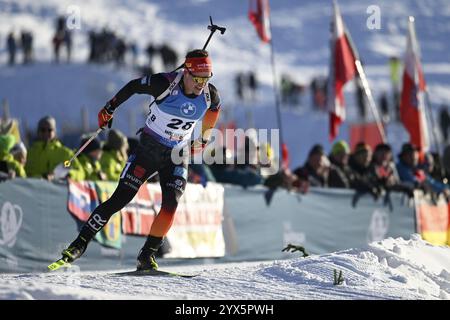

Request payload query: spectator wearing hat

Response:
[367,143,416,197]
[396,143,449,197]
[293,144,329,187]
[0,134,26,179]
[77,136,107,181]
[349,142,379,196]
[396,143,425,189]
[10,142,27,168]
[328,140,354,189]
[25,116,84,180]
[369,143,400,189]
[100,129,129,181]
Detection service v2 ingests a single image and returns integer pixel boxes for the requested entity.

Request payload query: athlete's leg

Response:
[150,165,187,237]
[63,138,160,262]
[136,162,187,270]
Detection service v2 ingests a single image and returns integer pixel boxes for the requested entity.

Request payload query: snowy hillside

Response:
[0,63,149,140]
[0,235,449,300]
[1,0,450,165]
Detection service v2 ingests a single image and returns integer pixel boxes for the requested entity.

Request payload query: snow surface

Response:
[0,234,449,300]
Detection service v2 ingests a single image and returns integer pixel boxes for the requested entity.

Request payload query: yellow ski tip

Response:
[47,259,71,272]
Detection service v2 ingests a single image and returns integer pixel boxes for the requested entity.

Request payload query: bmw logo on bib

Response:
[181,102,196,117]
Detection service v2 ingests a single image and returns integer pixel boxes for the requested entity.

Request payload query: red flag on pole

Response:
[281,142,290,169]
[248,0,272,43]
[327,1,357,141]
[400,17,430,154]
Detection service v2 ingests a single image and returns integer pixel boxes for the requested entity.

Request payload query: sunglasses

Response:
[186,69,213,85]
[39,127,54,133]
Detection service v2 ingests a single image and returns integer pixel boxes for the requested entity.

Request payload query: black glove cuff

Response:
[104,102,115,114]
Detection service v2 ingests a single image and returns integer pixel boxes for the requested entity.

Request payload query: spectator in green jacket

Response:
[25,116,84,180]
[0,134,26,179]
[100,129,128,181]
[77,136,107,181]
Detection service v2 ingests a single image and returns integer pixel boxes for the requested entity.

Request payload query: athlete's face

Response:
[183,69,212,95]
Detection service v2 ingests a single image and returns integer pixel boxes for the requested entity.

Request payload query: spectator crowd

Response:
[0,115,129,183]
[1,112,449,206]
[188,136,450,203]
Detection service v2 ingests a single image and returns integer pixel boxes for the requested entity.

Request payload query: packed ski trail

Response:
[1,235,449,300]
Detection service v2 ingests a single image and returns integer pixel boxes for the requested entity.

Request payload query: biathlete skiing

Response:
[50,47,221,272]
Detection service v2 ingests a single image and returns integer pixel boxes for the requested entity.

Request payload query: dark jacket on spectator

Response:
[210,164,264,189]
[328,157,354,189]
[348,155,378,195]
[293,163,328,187]
[369,161,399,189]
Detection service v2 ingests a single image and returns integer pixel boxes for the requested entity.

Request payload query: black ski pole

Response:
[202,16,226,50]
[169,16,226,73]
[64,128,103,167]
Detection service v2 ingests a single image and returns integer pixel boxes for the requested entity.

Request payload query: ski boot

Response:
[136,236,164,271]
[61,235,89,263]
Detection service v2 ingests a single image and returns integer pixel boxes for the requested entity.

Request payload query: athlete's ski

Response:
[47,257,71,271]
[113,269,198,278]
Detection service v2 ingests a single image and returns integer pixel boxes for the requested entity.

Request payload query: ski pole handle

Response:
[202,16,226,50]
[64,128,103,167]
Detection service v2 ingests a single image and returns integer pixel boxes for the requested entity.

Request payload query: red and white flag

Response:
[281,142,290,169]
[327,1,358,141]
[400,17,430,153]
[248,0,271,43]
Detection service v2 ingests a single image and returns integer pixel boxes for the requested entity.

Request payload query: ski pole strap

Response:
[146,70,184,115]
[66,128,103,166]
[156,70,184,103]
[203,82,211,109]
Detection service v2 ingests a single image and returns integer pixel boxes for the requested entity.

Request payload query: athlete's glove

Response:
[190,137,208,155]
[98,103,114,128]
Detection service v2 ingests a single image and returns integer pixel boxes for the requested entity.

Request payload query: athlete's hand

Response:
[98,104,114,128]
[190,138,207,155]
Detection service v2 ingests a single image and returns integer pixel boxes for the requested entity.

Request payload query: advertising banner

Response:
[0,180,419,272]
[223,186,416,260]
[414,191,450,246]
[0,179,225,272]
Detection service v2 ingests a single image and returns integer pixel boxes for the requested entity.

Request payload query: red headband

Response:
[185,56,213,73]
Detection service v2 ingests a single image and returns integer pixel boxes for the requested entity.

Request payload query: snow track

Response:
[1,235,448,300]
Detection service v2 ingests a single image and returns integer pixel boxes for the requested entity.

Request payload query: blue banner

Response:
[0,180,416,273]
[222,186,416,260]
